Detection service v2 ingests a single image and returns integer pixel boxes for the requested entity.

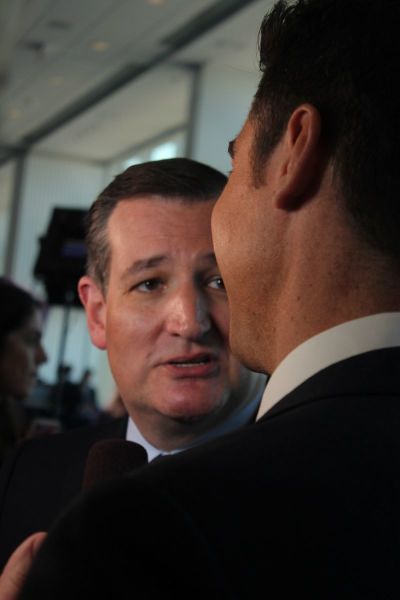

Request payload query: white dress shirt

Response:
[257,312,400,420]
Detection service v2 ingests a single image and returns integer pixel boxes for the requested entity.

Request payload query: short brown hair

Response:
[86,158,227,290]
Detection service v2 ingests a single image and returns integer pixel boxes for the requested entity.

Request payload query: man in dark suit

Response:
[5,0,400,597]
[0,158,265,570]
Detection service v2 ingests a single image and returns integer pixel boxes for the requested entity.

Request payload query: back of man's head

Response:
[251,0,400,262]
[86,158,227,290]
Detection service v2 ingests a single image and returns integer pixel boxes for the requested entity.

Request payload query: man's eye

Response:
[207,276,225,290]
[135,279,162,292]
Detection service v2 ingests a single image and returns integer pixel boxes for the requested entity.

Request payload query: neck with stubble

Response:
[261,191,400,374]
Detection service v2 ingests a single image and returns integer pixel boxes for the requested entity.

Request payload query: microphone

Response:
[82,439,148,490]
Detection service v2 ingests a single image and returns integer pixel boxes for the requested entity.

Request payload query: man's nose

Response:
[36,343,47,365]
[165,285,211,340]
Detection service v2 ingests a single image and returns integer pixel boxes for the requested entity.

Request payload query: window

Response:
[118,129,186,171]
[150,141,179,161]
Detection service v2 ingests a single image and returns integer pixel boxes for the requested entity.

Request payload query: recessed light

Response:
[9,108,22,120]
[147,0,165,6]
[22,96,33,107]
[91,41,110,52]
[49,76,65,86]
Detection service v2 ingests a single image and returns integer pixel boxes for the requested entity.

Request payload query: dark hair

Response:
[0,278,42,346]
[251,0,400,259]
[86,158,227,289]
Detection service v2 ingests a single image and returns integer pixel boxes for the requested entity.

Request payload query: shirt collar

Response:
[126,418,166,462]
[256,312,400,420]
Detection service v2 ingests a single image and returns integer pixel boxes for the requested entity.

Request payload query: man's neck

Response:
[257,312,400,419]
[270,223,400,373]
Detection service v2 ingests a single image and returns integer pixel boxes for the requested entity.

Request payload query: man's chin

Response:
[158,392,226,424]
[171,413,209,425]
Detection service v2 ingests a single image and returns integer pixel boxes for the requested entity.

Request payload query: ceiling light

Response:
[49,76,65,86]
[147,0,166,6]
[91,41,110,52]
[9,108,22,120]
[22,95,34,107]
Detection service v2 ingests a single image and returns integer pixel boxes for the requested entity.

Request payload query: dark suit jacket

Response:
[0,416,127,569]
[19,349,400,599]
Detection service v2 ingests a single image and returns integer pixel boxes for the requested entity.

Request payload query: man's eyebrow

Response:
[228,139,236,159]
[121,252,218,280]
[121,255,167,279]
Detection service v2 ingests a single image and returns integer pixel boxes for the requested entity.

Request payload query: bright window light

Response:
[123,156,142,169]
[150,141,178,161]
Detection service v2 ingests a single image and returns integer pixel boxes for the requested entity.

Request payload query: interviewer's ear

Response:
[78,275,107,350]
[274,104,323,211]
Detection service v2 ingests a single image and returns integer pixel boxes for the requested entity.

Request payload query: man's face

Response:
[212,118,285,373]
[82,196,254,444]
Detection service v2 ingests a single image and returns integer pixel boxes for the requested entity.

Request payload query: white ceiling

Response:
[36,63,192,162]
[0,0,272,163]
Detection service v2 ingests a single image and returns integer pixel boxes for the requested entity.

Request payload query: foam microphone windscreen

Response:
[82,439,148,490]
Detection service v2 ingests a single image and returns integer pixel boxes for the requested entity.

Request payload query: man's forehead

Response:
[110,196,215,221]
[114,194,216,207]
[120,250,217,280]
[108,198,214,237]
[107,198,217,274]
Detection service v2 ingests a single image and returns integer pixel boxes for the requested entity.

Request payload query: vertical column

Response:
[188,63,259,173]
[4,150,26,277]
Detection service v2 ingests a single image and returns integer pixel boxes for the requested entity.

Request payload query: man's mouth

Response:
[168,354,213,367]
[163,353,219,377]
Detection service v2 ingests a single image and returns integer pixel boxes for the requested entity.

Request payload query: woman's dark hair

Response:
[0,277,42,345]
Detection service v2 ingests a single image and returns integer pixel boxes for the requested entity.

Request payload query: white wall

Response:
[191,64,259,173]
[12,152,104,288]
[10,152,115,406]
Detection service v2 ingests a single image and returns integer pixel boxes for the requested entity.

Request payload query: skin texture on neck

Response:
[267,183,400,372]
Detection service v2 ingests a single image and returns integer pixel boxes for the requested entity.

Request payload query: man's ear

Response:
[274,103,323,211]
[78,275,107,350]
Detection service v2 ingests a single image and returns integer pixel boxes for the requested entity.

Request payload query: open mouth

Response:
[168,354,213,368]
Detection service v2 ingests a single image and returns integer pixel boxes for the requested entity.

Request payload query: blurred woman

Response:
[0,277,47,463]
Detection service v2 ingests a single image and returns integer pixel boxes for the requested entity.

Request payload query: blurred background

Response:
[0,0,272,415]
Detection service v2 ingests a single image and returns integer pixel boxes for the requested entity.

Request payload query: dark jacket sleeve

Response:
[18,469,233,600]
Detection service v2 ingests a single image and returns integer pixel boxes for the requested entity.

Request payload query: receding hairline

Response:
[106,191,219,206]
[86,156,227,292]
[91,192,219,292]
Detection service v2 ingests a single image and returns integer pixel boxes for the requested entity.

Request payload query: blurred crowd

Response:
[0,276,120,465]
